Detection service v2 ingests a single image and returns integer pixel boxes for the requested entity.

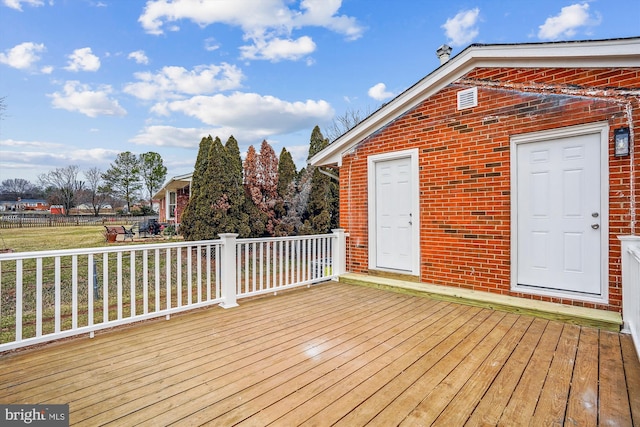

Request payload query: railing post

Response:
[219,233,239,308]
[332,229,347,277]
[619,235,640,360]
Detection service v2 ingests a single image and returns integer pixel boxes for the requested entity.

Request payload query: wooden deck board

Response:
[0,282,637,426]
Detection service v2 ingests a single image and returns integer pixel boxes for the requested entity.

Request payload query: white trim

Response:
[510,122,609,304]
[367,149,420,275]
[310,37,640,168]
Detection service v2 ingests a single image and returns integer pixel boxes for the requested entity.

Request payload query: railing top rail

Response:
[0,239,222,261]
[236,234,335,244]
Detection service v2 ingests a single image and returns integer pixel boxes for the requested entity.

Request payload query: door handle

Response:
[591,224,599,230]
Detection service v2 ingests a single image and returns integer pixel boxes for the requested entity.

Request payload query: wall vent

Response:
[457,87,478,110]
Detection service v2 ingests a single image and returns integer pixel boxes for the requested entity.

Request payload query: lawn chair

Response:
[122,225,135,241]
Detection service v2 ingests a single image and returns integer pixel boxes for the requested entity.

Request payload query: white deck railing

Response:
[0,230,346,352]
[619,235,640,359]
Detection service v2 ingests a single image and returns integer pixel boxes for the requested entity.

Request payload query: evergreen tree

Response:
[303,126,339,234]
[277,147,297,198]
[274,147,298,236]
[139,152,167,206]
[180,136,214,240]
[101,152,141,212]
[222,136,251,237]
[205,136,230,237]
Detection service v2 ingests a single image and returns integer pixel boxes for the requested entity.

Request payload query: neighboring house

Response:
[153,173,192,224]
[18,199,49,211]
[310,37,640,314]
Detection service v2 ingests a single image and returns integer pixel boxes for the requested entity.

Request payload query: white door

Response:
[375,157,413,271]
[516,133,601,294]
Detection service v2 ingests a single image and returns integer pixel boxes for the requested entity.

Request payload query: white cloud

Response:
[204,37,220,52]
[64,47,101,72]
[0,42,45,70]
[442,8,480,47]
[123,63,244,101]
[3,0,43,11]
[48,81,127,118]
[154,92,333,135]
[129,125,267,148]
[367,83,395,101]
[538,3,601,40]
[0,140,120,174]
[40,65,53,74]
[240,36,316,62]
[128,50,149,65]
[138,0,364,61]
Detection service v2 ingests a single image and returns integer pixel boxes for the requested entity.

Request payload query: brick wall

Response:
[340,67,640,312]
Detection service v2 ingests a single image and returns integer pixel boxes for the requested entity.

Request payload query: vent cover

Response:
[457,87,478,110]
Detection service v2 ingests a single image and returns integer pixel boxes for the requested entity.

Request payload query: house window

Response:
[168,191,177,219]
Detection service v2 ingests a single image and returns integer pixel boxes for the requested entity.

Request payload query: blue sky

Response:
[1,0,639,184]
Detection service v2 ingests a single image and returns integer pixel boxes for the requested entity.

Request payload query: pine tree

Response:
[205,136,230,237]
[277,147,297,198]
[223,136,251,237]
[274,147,298,236]
[303,126,339,234]
[180,136,213,240]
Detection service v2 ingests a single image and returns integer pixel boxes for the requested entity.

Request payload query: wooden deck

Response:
[1,282,638,426]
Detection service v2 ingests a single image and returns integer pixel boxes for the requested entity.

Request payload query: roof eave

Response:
[309,37,640,168]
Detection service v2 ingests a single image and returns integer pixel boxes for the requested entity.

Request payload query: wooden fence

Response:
[0,213,154,229]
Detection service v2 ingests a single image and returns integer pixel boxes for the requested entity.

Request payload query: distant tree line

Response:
[0,152,167,217]
[181,126,339,240]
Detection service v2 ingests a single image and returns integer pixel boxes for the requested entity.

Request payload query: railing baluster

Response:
[55,257,61,333]
[36,258,42,337]
[88,254,94,330]
[72,255,78,329]
[155,248,160,312]
[117,252,123,320]
[177,247,182,307]
[16,259,22,342]
[130,250,136,317]
[103,253,108,323]
[143,249,149,315]
[166,247,172,312]
[197,245,202,303]
[187,246,193,306]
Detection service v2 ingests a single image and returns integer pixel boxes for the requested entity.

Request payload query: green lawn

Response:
[0,226,116,252]
[0,225,185,253]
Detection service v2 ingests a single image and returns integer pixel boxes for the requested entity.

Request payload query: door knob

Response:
[591,224,599,229]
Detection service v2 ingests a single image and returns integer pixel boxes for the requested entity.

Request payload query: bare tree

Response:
[82,167,108,216]
[0,178,38,199]
[38,165,84,215]
[323,107,373,142]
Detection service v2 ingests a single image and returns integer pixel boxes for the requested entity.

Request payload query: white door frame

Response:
[510,122,609,303]
[368,149,420,275]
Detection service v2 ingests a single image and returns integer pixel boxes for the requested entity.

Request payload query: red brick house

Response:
[310,38,640,313]
[153,172,191,225]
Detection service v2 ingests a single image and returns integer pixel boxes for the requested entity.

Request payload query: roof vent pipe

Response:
[436,44,452,65]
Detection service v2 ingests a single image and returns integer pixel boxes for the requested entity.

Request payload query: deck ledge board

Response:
[339,273,622,331]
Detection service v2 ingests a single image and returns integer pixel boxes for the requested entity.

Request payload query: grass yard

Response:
[0,226,114,252]
[0,225,182,253]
